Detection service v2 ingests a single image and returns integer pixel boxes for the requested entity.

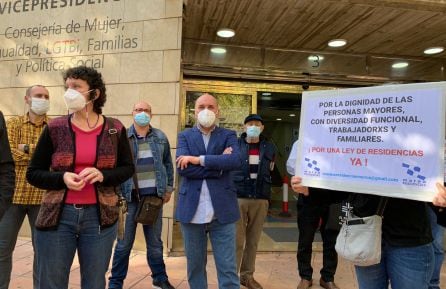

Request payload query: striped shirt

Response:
[6,114,49,205]
[249,143,260,179]
[134,136,157,195]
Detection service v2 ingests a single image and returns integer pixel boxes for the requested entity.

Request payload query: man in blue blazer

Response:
[176,93,242,289]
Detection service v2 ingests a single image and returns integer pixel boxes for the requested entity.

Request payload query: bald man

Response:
[109,101,175,289]
[176,93,242,289]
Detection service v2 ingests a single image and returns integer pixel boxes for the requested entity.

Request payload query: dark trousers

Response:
[296,196,338,282]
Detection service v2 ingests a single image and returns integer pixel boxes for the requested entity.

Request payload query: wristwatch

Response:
[24,144,30,154]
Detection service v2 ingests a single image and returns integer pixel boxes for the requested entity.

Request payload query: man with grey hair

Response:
[0,85,50,289]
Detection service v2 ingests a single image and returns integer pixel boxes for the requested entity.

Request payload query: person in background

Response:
[428,206,444,289]
[26,66,134,289]
[108,101,175,289]
[427,145,446,289]
[233,114,275,289]
[0,110,15,222]
[287,140,343,289]
[175,93,242,289]
[0,85,50,289]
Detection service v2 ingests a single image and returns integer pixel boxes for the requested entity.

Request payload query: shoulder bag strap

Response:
[106,118,128,241]
[106,117,119,168]
[105,117,126,199]
[376,197,388,217]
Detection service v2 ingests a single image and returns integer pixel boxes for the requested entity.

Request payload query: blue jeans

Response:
[0,204,40,289]
[35,205,117,289]
[181,220,240,289]
[355,241,434,289]
[428,207,445,289]
[109,201,167,289]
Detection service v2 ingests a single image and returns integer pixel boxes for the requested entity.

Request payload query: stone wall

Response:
[0,0,183,252]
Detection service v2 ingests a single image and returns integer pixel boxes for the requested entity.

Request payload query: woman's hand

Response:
[290,176,309,196]
[79,167,104,184]
[433,182,446,207]
[63,172,86,191]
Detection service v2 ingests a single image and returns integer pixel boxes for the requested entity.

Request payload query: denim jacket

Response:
[120,124,174,202]
[232,133,276,200]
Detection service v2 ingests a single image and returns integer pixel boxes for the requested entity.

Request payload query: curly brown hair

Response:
[63,66,106,114]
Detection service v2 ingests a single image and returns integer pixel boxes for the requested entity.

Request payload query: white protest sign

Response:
[296,82,446,202]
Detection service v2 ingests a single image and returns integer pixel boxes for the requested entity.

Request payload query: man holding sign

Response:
[287,140,346,289]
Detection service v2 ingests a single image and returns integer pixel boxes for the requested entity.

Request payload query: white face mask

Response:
[197,108,216,128]
[30,97,49,115]
[63,88,92,112]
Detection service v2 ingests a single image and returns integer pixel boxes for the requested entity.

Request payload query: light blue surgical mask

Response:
[134,112,150,126]
[246,125,261,138]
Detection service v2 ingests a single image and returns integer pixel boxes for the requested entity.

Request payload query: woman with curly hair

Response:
[27,66,134,289]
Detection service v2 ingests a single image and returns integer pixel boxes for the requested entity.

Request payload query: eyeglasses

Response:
[134,108,151,113]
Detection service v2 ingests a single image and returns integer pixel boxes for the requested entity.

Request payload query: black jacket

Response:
[232,133,276,200]
[0,111,15,220]
[303,187,349,206]
[350,193,432,247]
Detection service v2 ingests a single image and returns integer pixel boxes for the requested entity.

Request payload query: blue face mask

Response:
[134,112,150,126]
[246,125,261,138]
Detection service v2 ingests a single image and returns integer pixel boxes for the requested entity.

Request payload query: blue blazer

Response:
[175,126,242,224]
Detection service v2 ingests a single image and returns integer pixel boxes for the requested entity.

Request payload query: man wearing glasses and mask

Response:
[108,101,175,289]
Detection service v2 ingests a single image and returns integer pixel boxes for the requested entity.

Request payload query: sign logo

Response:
[303,157,321,176]
[401,163,426,187]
